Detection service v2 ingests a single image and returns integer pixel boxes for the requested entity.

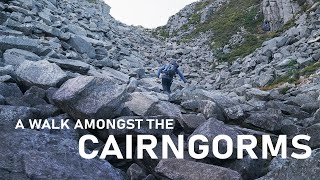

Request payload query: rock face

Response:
[262,0,302,31]
[52,76,127,120]
[155,159,242,180]
[16,60,68,88]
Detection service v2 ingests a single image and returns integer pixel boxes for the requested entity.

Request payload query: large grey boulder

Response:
[155,159,241,180]
[136,135,193,174]
[257,148,320,180]
[125,92,159,116]
[0,36,41,52]
[0,129,125,180]
[224,105,245,121]
[0,105,34,130]
[287,93,316,106]
[223,154,270,180]
[68,35,96,58]
[189,118,244,158]
[127,163,148,180]
[245,109,285,132]
[266,101,310,119]
[0,82,23,97]
[3,48,41,67]
[245,88,270,101]
[300,123,320,148]
[16,60,68,89]
[199,100,226,121]
[47,58,91,74]
[171,88,239,108]
[180,114,207,133]
[100,67,130,84]
[144,101,182,121]
[52,76,127,120]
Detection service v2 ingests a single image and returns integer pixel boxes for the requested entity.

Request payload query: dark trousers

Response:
[162,78,172,94]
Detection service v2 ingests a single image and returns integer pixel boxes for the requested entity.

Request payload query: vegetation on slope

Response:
[156,0,298,62]
[261,61,320,91]
[183,0,296,62]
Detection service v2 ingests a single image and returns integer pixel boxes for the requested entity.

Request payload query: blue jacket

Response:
[157,64,187,83]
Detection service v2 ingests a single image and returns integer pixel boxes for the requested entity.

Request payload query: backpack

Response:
[162,64,176,77]
[262,22,270,31]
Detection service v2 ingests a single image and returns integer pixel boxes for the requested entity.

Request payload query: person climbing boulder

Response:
[157,60,187,94]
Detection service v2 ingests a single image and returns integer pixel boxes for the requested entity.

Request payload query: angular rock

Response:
[16,60,68,88]
[68,35,96,58]
[100,67,130,84]
[3,48,41,67]
[245,109,285,132]
[300,123,320,148]
[138,78,162,92]
[34,22,62,37]
[24,86,46,98]
[0,36,41,53]
[0,105,34,130]
[200,100,226,121]
[127,163,148,180]
[0,129,125,180]
[224,105,245,121]
[125,92,159,116]
[47,58,91,74]
[144,101,182,121]
[189,118,244,158]
[0,75,13,82]
[224,154,270,180]
[246,88,270,101]
[171,88,239,108]
[266,101,310,119]
[52,76,127,120]
[126,78,138,93]
[301,102,320,114]
[258,148,320,180]
[136,135,192,174]
[287,93,316,106]
[0,82,23,97]
[155,159,241,180]
[0,65,14,76]
[180,113,207,133]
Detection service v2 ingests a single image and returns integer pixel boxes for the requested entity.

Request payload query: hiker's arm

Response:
[157,66,165,78]
[177,69,187,83]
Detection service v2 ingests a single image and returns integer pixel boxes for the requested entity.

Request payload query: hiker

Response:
[157,60,187,94]
[262,20,271,32]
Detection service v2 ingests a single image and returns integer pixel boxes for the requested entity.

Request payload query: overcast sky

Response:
[104,0,198,29]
